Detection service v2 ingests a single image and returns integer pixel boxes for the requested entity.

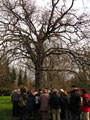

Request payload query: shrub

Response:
[0,88,11,96]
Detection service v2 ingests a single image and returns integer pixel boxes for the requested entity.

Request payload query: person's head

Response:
[43,89,48,93]
[17,89,20,92]
[20,87,26,94]
[64,91,68,96]
[14,89,17,93]
[60,89,64,93]
[71,85,77,91]
[53,89,58,93]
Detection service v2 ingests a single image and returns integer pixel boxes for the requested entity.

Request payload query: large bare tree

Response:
[0,0,90,89]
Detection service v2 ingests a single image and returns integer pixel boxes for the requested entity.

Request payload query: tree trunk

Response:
[35,66,43,89]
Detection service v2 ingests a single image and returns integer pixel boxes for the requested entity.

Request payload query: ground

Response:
[0,96,17,120]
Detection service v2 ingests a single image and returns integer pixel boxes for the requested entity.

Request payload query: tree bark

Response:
[35,65,43,89]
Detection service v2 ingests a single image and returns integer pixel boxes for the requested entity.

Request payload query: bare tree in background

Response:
[0,0,90,89]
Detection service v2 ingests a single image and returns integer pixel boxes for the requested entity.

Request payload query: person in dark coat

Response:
[11,89,20,117]
[69,85,81,120]
[27,91,35,120]
[34,89,41,120]
[18,88,27,120]
[60,90,69,120]
[49,89,61,120]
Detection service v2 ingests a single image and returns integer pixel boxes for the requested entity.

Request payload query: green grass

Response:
[0,96,18,120]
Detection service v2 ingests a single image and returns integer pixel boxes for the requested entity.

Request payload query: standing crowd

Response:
[11,85,90,120]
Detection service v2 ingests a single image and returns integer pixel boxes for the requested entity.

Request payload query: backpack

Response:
[19,95,26,107]
[83,96,90,107]
[60,96,67,108]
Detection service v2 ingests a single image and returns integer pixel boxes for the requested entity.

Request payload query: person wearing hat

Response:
[69,85,81,120]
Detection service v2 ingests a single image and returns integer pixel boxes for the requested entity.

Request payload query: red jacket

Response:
[81,93,90,112]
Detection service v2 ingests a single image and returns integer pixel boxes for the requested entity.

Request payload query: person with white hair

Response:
[60,89,69,120]
[60,89,64,93]
[11,89,20,116]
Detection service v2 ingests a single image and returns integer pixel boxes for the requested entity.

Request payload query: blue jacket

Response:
[27,93,35,110]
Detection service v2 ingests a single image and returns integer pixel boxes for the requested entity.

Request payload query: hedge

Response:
[0,88,11,96]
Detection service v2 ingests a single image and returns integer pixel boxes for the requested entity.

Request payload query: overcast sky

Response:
[35,0,90,6]
[35,0,90,13]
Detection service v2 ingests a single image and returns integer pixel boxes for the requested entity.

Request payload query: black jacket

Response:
[49,92,61,109]
[69,89,81,114]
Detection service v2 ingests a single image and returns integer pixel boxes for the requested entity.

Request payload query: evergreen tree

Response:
[18,69,22,86]
[23,69,27,85]
[10,67,16,83]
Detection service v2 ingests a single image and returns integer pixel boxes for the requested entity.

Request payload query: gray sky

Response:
[35,0,90,13]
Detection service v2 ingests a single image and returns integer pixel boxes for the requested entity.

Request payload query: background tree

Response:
[23,68,28,85]
[18,68,23,86]
[70,58,90,88]
[0,0,90,89]
[10,67,17,84]
[0,59,11,88]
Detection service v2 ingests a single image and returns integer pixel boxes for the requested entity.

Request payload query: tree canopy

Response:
[0,0,90,88]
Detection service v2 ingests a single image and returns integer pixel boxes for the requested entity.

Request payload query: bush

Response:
[0,88,12,96]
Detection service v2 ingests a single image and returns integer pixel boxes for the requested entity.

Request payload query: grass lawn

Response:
[0,96,18,120]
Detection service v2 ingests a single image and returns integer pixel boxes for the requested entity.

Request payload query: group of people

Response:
[11,85,90,120]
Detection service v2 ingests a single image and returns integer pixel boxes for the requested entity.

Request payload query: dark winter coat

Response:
[69,89,81,115]
[49,92,61,109]
[27,93,35,111]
